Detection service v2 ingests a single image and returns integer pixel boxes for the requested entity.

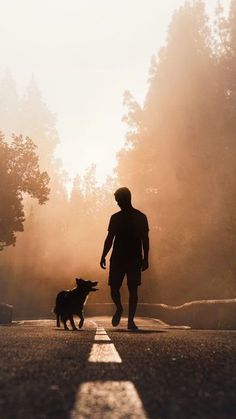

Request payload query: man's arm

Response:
[142,231,149,271]
[100,231,115,269]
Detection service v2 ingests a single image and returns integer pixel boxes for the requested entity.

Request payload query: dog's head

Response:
[75,278,98,293]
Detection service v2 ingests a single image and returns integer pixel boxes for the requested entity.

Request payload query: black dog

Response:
[54,278,98,330]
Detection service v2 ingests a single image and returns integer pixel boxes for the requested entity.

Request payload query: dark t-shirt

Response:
[108,208,149,265]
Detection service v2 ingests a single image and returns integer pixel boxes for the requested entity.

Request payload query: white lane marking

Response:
[88,343,121,363]
[70,381,147,419]
[95,334,111,341]
[94,326,111,340]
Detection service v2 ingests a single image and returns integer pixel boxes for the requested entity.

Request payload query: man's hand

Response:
[142,259,149,271]
[100,257,106,269]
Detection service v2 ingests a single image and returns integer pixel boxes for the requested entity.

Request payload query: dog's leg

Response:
[78,312,84,329]
[56,314,60,328]
[63,321,69,331]
[69,315,78,331]
[62,316,69,331]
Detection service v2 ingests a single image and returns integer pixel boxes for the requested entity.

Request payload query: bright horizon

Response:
[0,0,230,185]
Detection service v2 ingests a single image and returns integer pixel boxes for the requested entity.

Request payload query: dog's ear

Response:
[76,278,83,286]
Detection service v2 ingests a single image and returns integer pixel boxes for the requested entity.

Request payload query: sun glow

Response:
[0,0,230,184]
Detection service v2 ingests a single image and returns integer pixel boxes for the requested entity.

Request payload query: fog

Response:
[0,1,236,318]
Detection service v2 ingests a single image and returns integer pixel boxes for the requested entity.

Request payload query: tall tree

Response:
[19,77,58,170]
[117,0,236,302]
[0,133,50,250]
[0,71,19,138]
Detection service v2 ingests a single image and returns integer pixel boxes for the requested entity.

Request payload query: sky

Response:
[0,0,231,184]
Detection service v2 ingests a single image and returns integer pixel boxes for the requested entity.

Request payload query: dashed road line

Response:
[94,327,111,341]
[70,322,147,418]
[70,381,148,419]
[94,334,111,341]
[88,342,121,362]
[88,325,120,362]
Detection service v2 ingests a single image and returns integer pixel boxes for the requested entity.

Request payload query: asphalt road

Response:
[0,317,235,419]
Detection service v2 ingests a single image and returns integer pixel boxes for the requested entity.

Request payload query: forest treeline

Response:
[0,1,236,317]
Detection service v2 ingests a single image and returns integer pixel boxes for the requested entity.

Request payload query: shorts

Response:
[108,261,142,288]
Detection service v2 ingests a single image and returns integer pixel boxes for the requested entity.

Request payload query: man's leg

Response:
[127,264,141,330]
[110,284,123,312]
[109,264,125,326]
[110,284,123,326]
[127,283,138,330]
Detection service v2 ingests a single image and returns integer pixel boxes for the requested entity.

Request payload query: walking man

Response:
[100,187,149,330]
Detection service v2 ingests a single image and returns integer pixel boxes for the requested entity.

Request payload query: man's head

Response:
[114,187,132,210]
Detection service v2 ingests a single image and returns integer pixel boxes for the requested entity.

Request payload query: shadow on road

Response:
[53,328,87,332]
[110,329,167,334]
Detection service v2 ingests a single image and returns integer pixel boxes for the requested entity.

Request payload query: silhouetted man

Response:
[100,187,149,330]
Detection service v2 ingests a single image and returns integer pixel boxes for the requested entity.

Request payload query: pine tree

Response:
[19,77,58,170]
[0,71,19,138]
[117,1,235,302]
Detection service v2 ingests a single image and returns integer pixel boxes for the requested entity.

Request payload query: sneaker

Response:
[112,309,123,327]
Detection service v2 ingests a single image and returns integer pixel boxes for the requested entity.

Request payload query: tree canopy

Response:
[117,0,236,301]
[0,134,50,250]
